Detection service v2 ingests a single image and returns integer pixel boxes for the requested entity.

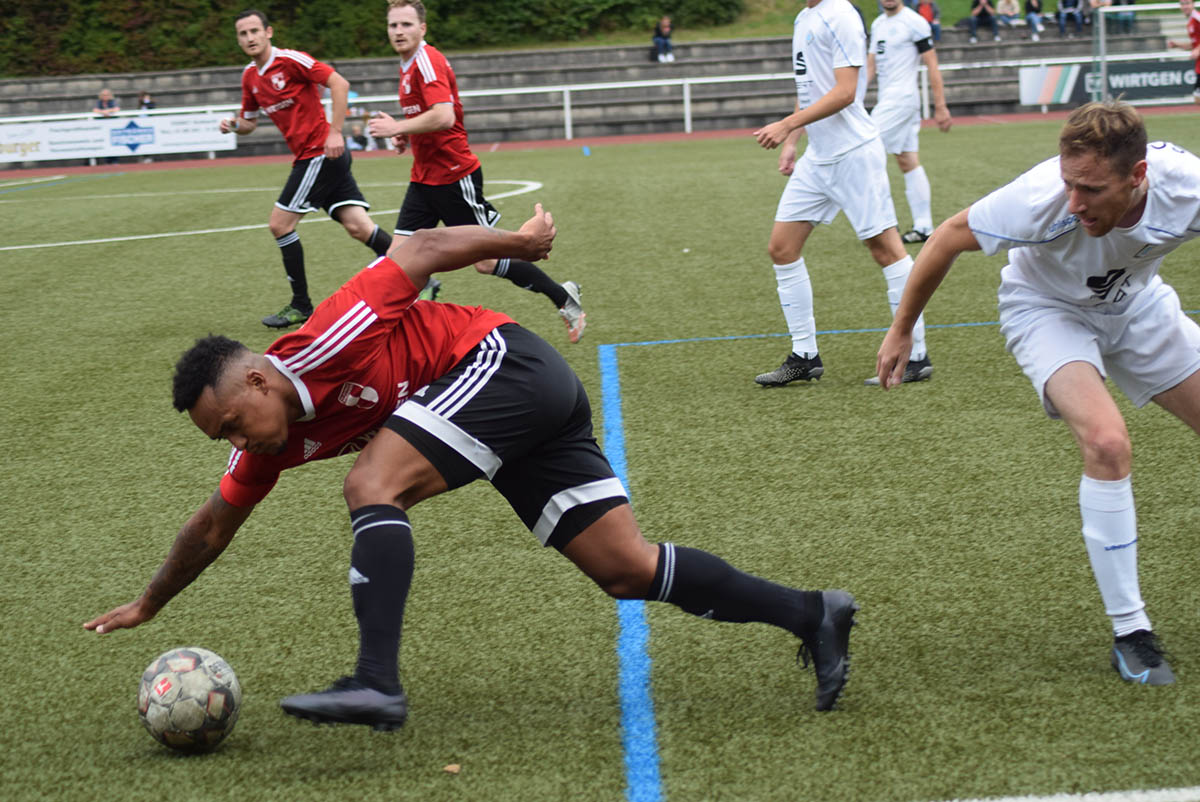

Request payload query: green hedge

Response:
[1,0,744,78]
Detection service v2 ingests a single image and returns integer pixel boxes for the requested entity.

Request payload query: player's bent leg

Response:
[333,205,392,256]
[1046,362,1132,479]
[264,207,311,328]
[562,506,859,710]
[1150,367,1200,435]
[343,427,449,511]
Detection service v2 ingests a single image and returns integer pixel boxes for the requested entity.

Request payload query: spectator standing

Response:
[219,9,394,329]
[367,0,587,342]
[137,91,156,112]
[1166,0,1200,104]
[915,0,943,40]
[92,89,120,164]
[969,0,1003,42]
[1025,0,1047,39]
[751,0,933,387]
[653,15,675,62]
[868,0,953,247]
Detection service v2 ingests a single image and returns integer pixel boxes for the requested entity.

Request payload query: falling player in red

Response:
[366,0,587,343]
[220,9,394,329]
[83,204,859,726]
[1167,0,1200,104]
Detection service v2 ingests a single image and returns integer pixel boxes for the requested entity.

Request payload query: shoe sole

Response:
[282,707,406,731]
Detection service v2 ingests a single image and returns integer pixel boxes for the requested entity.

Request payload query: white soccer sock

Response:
[774,257,818,357]
[1079,474,1151,637]
[903,165,934,234]
[881,256,927,360]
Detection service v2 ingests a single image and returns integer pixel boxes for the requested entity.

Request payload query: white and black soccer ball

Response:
[137,646,242,752]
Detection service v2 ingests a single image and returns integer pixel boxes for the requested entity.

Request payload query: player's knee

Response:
[343,463,401,509]
[268,220,292,239]
[767,241,800,265]
[474,260,495,275]
[1079,427,1132,474]
[591,563,656,600]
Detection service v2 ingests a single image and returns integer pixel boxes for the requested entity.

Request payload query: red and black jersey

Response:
[219,256,514,508]
[240,47,333,162]
[399,42,480,185]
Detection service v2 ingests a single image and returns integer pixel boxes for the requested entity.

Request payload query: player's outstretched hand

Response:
[517,203,556,261]
[875,327,914,391]
[368,111,398,139]
[84,599,155,635]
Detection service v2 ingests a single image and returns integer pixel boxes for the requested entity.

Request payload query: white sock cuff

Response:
[882,255,914,282]
[1079,474,1133,513]
[773,257,807,278]
[903,165,928,187]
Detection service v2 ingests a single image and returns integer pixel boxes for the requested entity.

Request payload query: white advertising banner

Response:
[0,113,236,163]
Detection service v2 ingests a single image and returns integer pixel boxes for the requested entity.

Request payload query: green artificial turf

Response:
[3,112,1200,801]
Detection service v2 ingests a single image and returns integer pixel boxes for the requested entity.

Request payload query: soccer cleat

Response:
[262,304,311,329]
[1111,630,1175,685]
[281,676,409,731]
[901,229,930,244]
[797,590,859,711]
[864,355,933,386]
[559,280,587,343]
[755,353,824,386]
[418,277,442,302]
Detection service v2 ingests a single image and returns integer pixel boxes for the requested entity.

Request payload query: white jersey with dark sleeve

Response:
[968,142,1200,307]
[870,7,934,111]
[792,0,879,163]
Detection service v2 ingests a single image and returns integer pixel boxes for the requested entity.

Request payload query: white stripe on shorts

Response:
[280,155,324,212]
[531,477,629,546]
[459,175,492,226]
[426,329,506,419]
[395,402,502,479]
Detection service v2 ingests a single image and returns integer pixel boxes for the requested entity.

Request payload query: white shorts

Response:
[871,102,921,155]
[774,137,898,240]
[998,275,1200,418]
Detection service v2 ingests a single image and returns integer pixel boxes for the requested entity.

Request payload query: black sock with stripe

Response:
[366,224,392,257]
[646,543,823,636]
[348,504,414,695]
[276,231,311,312]
[492,258,568,307]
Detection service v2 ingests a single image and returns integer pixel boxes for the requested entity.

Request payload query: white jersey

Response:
[792,0,879,163]
[969,142,1200,307]
[869,7,934,111]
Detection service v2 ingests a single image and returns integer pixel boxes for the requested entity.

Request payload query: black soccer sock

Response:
[348,504,415,695]
[645,543,824,636]
[366,224,392,257]
[276,231,311,312]
[492,258,569,307]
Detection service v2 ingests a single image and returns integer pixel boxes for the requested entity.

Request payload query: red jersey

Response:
[399,42,480,185]
[240,47,333,162]
[1189,10,1200,71]
[219,256,514,508]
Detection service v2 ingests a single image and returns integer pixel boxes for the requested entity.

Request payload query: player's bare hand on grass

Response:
[875,328,914,391]
[84,599,156,634]
[754,120,793,150]
[517,204,556,261]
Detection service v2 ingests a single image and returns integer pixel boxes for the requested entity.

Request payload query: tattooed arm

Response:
[84,490,254,634]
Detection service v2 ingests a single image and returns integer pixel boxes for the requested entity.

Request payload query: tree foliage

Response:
[0,0,744,78]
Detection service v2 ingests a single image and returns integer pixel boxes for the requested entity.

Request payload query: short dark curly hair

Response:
[172,335,250,412]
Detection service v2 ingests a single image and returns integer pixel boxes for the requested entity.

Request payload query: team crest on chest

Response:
[402,76,411,94]
[338,382,380,410]
[271,73,286,91]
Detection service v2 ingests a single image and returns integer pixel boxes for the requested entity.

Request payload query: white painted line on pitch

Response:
[931,787,1200,802]
[0,180,542,251]
[0,174,66,189]
[0,179,522,204]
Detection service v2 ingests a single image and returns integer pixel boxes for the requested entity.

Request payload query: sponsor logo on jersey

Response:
[1049,214,1078,234]
[303,438,322,459]
[338,382,380,410]
[271,73,286,91]
[1134,244,1158,259]
[1086,268,1130,302]
[337,428,379,457]
[263,97,295,115]
[402,103,422,117]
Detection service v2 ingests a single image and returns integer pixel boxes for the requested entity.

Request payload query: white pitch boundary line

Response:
[934,787,1200,802]
[0,174,66,188]
[0,180,542,252]
[0,180,444,204]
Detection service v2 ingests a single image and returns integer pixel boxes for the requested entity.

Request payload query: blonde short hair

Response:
[1058,100,1147,176]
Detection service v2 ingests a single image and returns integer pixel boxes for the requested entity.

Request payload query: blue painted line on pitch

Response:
[599,343,663,802]
[0,172,123,195]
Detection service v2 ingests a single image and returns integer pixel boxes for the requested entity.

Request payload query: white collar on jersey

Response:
[265,354,315,422]
[398,40,427,73]
[255,46,278,76]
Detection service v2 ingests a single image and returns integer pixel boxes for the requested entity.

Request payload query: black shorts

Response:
[393,165,500,235]
[385,324,627,549]
[276,149,369,217]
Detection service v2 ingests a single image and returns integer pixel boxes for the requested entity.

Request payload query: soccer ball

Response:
[138,646,242,752]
